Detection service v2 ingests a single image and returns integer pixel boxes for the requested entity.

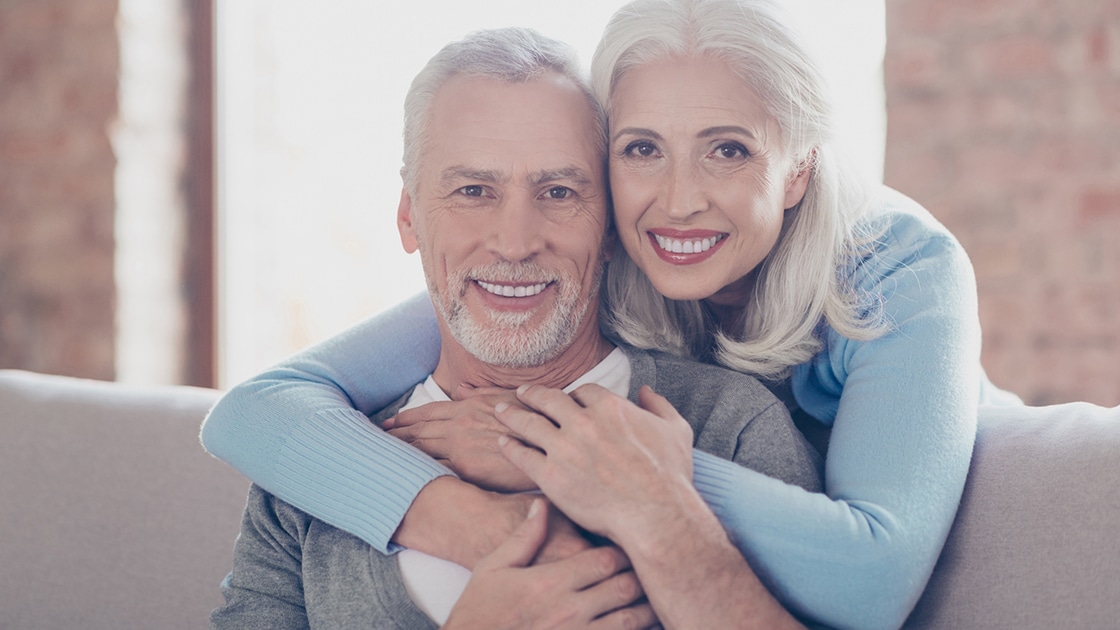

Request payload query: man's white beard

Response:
[429,259,600,369]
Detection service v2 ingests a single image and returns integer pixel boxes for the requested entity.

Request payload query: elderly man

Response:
[210,27,820,629]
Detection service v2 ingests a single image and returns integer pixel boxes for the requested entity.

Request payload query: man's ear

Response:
[783,149,815,210]
[397,188,419,253]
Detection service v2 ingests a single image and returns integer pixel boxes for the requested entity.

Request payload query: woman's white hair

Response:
[592,0,884,379]
[401,27,606,194]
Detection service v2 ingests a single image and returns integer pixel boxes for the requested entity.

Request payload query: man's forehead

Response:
[438,165,594,185]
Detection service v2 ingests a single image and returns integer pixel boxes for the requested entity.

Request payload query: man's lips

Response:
[647,229,728,265]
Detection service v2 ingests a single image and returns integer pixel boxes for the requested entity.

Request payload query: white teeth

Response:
[653,234,724,254]
[477,280,548,297]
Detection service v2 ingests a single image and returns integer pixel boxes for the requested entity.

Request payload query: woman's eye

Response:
[714,143,748,160]
[623,141,658,158]
[545,186,573,200]
[458,185,485,197]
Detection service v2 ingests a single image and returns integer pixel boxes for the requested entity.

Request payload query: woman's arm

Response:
[200,292,448,552]
[691,204,983,630]
[495,385,804,629]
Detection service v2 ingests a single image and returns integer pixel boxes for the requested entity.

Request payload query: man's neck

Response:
[430,324,615,399]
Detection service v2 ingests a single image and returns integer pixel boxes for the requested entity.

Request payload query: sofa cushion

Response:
[905,401,1120,628]
[0,370,249,630]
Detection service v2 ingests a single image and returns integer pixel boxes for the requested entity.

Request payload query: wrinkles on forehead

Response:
[439,165,594,187]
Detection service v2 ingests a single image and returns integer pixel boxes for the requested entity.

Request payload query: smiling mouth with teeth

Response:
[476,280,550,298]
[653,233,726,254]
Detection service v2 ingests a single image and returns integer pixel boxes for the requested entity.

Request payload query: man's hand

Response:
[443,499,658,630]
[385,386,536,492]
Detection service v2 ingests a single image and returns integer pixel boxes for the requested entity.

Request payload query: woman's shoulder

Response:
[860,186,959,250]
[849,186,972,283]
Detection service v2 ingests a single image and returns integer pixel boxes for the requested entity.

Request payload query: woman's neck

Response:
[702,270,758,335]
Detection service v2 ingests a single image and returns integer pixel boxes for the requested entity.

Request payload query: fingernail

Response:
[382,417,396,429]
[494,402,508,414]
[497,434,509,447]
[517,384,529,395]
[527,498,542,518]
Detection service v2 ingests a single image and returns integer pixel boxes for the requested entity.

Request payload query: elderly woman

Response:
[202,0,1020,628]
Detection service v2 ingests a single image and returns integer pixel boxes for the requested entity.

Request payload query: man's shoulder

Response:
[623,344,778,405]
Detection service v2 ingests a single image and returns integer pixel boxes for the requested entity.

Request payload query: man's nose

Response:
[664,160,710,221]
[489,196,546,262]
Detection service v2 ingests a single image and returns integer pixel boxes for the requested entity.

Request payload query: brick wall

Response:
[885,0,1120,405]
[0,0,119,380]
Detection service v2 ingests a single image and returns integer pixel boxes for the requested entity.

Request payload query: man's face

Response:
[398,72,610,368]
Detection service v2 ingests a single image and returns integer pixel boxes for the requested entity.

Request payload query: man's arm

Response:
[211,485,310,630]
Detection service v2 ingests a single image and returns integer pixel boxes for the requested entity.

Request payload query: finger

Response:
[497,434,548,481]
[567,382,614,408]
[456,383,517,401]
[386,427,450,459]
[556,545,632,591]
[386,401,459,429]
[576,570,645,624]
[475,498,548,571]
[588,602,658,630]
[516,384,587,427]
[494,403,558,448]
[636,385,681,422]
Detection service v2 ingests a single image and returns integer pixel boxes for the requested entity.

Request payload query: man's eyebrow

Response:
[531,167,593,186]
[439,166,506,184]
[697,125,757,140]
[611,127,663,143]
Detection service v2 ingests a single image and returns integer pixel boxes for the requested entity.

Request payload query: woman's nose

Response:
[663,161,709,220]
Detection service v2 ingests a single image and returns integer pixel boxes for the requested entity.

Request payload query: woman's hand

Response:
[385,385,536,492]
[443,498,658,630]
[494,383,695,544]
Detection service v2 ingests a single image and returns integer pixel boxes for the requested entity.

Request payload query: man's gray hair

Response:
[401,27,607,193]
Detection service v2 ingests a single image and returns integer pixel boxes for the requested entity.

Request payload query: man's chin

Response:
[454,327,568,369]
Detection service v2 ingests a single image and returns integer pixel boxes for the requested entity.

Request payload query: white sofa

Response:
[1,369,1118,629]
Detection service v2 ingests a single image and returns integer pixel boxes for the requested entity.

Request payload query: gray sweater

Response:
[211,345,823,629]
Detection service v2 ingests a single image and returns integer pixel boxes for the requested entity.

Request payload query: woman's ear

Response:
[783,149,816,210]
[397,188,419,253]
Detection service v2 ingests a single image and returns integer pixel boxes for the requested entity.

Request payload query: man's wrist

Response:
[393,476,530,568]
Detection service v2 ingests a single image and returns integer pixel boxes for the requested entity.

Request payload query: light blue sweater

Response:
[201,188,1015,630]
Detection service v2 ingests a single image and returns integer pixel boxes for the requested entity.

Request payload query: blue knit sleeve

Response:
[692,194,982,630]
[199,292,448,553]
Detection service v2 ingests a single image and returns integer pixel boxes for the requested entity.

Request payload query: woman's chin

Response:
[647,275,719,302]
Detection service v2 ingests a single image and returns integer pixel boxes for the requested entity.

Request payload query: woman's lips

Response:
[647,229,727,265]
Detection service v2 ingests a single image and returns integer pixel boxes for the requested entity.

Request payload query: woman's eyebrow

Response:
[698,125,756,140]
[611,127,663,143]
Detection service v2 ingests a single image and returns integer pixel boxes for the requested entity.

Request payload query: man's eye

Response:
[458,185,485,197]
[545,186,573,200]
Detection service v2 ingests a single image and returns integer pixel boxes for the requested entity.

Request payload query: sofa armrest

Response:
[906,402,1120,628]
[0,370,250,629]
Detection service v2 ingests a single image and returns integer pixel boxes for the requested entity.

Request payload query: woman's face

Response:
[608,55,810,306]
